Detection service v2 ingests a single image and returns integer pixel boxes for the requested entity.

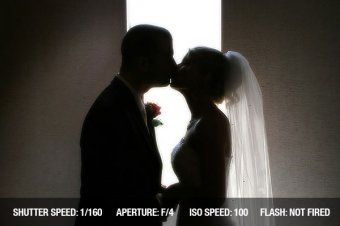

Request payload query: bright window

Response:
[127,0,221,186]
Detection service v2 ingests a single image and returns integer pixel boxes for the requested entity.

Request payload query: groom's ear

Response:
[137,56,151,73]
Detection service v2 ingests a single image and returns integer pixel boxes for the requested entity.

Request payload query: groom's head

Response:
[120,25,177,88]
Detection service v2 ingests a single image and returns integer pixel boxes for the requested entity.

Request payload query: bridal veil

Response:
[223,51,275,226]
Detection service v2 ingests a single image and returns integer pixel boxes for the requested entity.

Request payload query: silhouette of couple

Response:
[76,24,267,226]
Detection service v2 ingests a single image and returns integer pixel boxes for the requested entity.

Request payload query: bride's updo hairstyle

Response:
[189,47,241,103]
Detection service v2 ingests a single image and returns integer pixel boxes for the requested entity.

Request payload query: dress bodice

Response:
[171,120,233,226]
[171,120,231,189]
[171,138,201,187]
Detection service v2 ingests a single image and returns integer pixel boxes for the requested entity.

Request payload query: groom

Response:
[76,25,177,226]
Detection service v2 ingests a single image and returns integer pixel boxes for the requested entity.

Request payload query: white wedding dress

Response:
[170,51,275,226]
[172,120,232,189]
[171,119,234,226]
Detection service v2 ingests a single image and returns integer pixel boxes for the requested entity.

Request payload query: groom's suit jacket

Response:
[77,77,162,225]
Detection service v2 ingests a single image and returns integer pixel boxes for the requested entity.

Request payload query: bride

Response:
[162,47,273,226]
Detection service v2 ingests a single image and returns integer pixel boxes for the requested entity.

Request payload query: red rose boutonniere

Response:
[145,102,163,127]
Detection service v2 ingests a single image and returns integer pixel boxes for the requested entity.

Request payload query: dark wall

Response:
[222,0,340,197]
[0,0,126,197]
[1,0,339,198]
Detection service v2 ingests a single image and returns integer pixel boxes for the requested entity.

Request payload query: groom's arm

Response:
[81,108,132,196]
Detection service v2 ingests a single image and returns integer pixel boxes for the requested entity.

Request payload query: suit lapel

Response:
[146,112,162,173]
[110,77,157,154]
[127,111,157,153]
[146,111,157,147]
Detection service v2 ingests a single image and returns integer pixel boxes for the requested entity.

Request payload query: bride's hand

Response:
[160,183,181,210]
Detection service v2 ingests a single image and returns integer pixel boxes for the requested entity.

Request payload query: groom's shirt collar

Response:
[116,75,148,128]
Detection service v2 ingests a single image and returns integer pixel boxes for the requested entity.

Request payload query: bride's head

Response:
[171,47,241,103]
